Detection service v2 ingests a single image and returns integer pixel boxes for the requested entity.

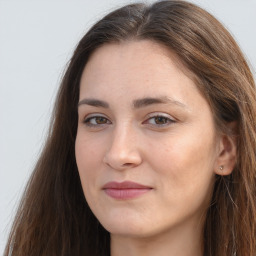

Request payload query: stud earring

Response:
[219,165,224,171]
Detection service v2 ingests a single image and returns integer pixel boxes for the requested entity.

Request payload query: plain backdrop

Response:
[1,0,256,253]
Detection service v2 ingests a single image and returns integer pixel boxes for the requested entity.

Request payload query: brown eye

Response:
[95,116,108,124]
[144,114,175,127]
[84,115,111,127]
[154,116,169,125]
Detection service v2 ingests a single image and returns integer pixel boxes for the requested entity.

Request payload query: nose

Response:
[103,124,142,171]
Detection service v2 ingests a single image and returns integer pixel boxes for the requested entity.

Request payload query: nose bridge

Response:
[104,121,142,169]
[114,121,135,145]
[111,121,138,156]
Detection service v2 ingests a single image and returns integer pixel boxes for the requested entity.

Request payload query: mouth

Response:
[102,181,152,200]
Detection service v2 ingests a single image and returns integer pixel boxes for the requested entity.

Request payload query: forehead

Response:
[84,40,189,75]
[80,40,197,97]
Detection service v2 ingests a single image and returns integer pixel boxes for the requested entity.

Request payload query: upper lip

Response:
[103,181,152,189]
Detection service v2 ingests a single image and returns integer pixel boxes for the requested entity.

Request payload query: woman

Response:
[4,1,256,255]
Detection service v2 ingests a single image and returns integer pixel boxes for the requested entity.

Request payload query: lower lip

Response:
[104,188,152,200]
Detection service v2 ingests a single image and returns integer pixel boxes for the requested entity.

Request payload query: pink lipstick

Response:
[103,181,152,200]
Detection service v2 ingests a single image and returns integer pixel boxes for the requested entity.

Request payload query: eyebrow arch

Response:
[133,96,187,109]
[78,98,109,108]
[77,96,187,110]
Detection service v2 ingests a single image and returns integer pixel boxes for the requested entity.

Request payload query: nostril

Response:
[122,162,135,167]
[103,149,142,170]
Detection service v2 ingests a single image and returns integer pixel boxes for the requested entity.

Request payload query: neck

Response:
[110,221,204,256]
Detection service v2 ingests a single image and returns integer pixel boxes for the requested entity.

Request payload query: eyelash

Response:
[83,113,176,128]
[83,115,111,127]
[144,114,176,127]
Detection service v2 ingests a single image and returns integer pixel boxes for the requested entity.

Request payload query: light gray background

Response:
[1,0,256,253]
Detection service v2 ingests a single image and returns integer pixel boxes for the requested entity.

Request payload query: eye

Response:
[83,115,111,127]
[144,114,176,127]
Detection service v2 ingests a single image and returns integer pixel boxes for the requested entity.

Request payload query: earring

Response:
[219,165,224,171]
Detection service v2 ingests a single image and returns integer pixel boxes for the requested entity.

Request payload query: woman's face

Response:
[75,40,220,239]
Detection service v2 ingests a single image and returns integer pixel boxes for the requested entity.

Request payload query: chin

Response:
[98,214,154,238]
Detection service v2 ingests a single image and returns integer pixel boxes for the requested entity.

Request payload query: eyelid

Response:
[143,112,176,126]
[83,113,108,120]
[146,112,175,120]
[82,113,112,127]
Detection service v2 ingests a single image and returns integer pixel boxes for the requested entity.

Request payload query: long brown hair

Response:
[5,1,256,255]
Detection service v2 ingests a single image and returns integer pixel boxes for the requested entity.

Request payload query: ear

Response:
[214,122,237,176]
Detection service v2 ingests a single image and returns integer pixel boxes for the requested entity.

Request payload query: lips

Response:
[103,181,152,200]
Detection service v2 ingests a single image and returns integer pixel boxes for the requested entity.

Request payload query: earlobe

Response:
[214,127,237,176]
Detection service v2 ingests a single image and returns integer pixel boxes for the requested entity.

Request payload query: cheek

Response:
[75,131,105,168]
[149,133,216,197]
[75,136,102,195]
[75,135,110,219]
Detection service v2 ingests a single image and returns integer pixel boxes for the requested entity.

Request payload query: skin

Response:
[75,40,235,256]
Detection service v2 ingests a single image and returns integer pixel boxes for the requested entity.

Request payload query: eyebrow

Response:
[78,98,109,108]
[78,96,187,109]
[133,96,187,109]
